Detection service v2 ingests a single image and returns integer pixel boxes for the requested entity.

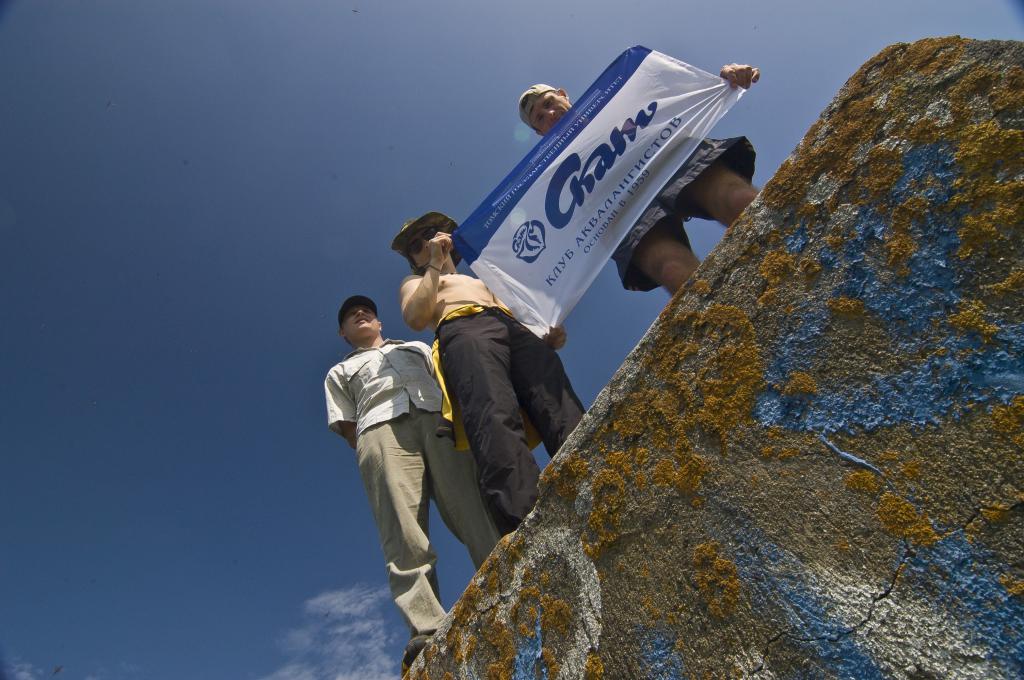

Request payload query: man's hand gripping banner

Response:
[454,46,746,335]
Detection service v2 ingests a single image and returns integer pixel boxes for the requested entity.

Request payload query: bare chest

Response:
[437,274,497,306]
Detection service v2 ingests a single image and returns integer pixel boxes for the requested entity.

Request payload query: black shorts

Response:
[611,136,756,291]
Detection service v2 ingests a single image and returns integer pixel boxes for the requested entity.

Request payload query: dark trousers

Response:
[437,309,584,535]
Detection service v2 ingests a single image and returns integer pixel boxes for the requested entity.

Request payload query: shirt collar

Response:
[344,339,404,360]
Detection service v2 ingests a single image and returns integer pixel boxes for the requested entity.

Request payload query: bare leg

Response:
[681,159,758,227]
[631,159,757,296]
[631,217,701,295]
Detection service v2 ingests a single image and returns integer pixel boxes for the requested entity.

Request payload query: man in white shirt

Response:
[324,295,499,672]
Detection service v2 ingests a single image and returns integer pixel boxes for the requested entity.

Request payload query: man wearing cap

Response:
[393,212,585,536]
[324,294,500,672]
[518,63,760,295]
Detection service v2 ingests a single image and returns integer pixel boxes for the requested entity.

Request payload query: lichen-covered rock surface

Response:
[408,37,1024,679]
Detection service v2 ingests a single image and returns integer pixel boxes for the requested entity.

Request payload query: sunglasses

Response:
[406,227,440,256]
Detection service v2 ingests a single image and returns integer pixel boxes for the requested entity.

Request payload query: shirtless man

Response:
[518,63,760,294]
[394,211,584,535]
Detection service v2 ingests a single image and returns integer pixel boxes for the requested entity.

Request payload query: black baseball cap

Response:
[337,295,378,328]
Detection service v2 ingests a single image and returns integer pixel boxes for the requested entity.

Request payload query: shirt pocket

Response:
[386,347,428,376]
[344,354,378,391]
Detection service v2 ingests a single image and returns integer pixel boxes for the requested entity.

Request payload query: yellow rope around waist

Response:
[431,305,542,451]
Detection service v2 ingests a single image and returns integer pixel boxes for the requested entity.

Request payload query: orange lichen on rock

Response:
[951,121,1024,259]
[450,631,477,665]
[949,300,999,341]
[980,503,1013,524]
[796,202,819,220]
[759,445,800,460]
[503,533,526,569]
[757,288,778,307]
[759,37,972,223]
[690,279,711,295]
[652,452,711,494]
[799,257,822,280]
[991,396,1024,448]
[485,565,500,593]
[990,65,1024,113]
[641,593,663,620]
[828,296,865,316]
[1000,574,1024,598]
[886,195,927,271]
[541,454,590,501]
[783,371,818,395]
[955,120,1023,179]
[611,389,661,440]
[861,145,904,200]
[876,492,939,545]
[484,616,516,680]
[845,470,881,494]
[983,269,1024,295]
[955,181,1024,260]
[584,652,604,680]
[692,542,742,617]
[886,230,917,271]
[758,250,796,306]
[759,250,795,287]
[900,459,922,479]
[541,647,560,679]
[689,305,766,452]
[825,234,845,250]
[900,36,966,76]
[447,578,484,664]
[583,451,635,559]
[540,594,572,637]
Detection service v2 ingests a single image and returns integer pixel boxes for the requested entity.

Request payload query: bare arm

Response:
[398,233,452,331]
[329,420,357,449]
[400,270,441,331]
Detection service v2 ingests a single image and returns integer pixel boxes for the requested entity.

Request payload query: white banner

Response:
[453,46,745,336]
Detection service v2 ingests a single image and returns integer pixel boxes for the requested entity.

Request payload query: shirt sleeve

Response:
[324,367,357,435]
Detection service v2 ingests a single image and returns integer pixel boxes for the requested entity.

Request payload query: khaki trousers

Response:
[356,407,500,636]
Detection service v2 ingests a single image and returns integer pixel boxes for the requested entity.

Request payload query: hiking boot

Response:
[401,634,431,675]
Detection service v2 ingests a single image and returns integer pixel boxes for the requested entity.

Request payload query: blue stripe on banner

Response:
[454,45,652,265]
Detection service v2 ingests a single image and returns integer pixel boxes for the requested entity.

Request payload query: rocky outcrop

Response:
[409,37,1024,679]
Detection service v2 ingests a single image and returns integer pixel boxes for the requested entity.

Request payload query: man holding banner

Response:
[517,62,760,295]
[394,212,584,536]
[451,47,760,339]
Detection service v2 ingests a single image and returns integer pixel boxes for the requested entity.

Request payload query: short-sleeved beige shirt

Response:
[324,339,442,436]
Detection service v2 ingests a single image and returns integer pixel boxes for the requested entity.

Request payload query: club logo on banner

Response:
[512,220,546,263]
[454,46,746,336]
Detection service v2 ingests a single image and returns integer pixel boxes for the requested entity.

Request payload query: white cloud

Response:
[4,655,140,680]
[258,584,401,680]
[7,660,42,680]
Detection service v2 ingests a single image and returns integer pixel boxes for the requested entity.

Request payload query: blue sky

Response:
[1,1,1021,678]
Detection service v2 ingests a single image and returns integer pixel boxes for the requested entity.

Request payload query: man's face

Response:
[529,89,571,136]
[339,305,382,347]
[406,227,439,269]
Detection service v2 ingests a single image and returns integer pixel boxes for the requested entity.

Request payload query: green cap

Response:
[391,211,460,273]
[518,84,558,127]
